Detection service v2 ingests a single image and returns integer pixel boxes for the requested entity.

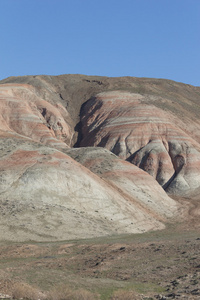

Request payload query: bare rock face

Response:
[0,75,200,241]
[0,84,74,148]
[80,91,200,195]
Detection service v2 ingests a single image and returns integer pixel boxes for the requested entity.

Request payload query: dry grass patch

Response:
[11,282,41,300]
[110,289,142,300]
[11,282,98,300]
[47,285,73,300]
[47,285,99,300]
[73,289,99,300]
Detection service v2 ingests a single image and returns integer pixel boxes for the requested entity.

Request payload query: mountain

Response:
[0,74,199,241]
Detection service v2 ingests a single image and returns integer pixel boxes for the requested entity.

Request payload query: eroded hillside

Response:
[0,74,199,241]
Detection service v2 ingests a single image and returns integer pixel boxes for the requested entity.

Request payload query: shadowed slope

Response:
[79,91,200,195]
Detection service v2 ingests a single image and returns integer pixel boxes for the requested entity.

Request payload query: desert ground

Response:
[0,195,199,299]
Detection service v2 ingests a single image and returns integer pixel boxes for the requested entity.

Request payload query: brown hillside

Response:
[0,74,199,242]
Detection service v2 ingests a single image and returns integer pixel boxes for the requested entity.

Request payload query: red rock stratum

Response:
[0,74,199,241]
[80,91,200,195]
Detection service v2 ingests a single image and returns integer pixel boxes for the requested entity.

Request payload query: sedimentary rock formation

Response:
[1,138,167,241]
[66,147,178,219]
[0,74,199,241]
[0,84,74,148]
[80,91,200,195]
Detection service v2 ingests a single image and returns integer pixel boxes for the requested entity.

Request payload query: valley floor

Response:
[0,220,199,299]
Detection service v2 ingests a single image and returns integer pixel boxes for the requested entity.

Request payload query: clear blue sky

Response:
[0,0,199,86]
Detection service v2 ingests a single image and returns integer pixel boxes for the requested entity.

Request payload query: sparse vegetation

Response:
[47,285,98,300]
[11,282,40,300]
[8,282,99,300]
[110,289,140,300]
[0,227,199,299]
